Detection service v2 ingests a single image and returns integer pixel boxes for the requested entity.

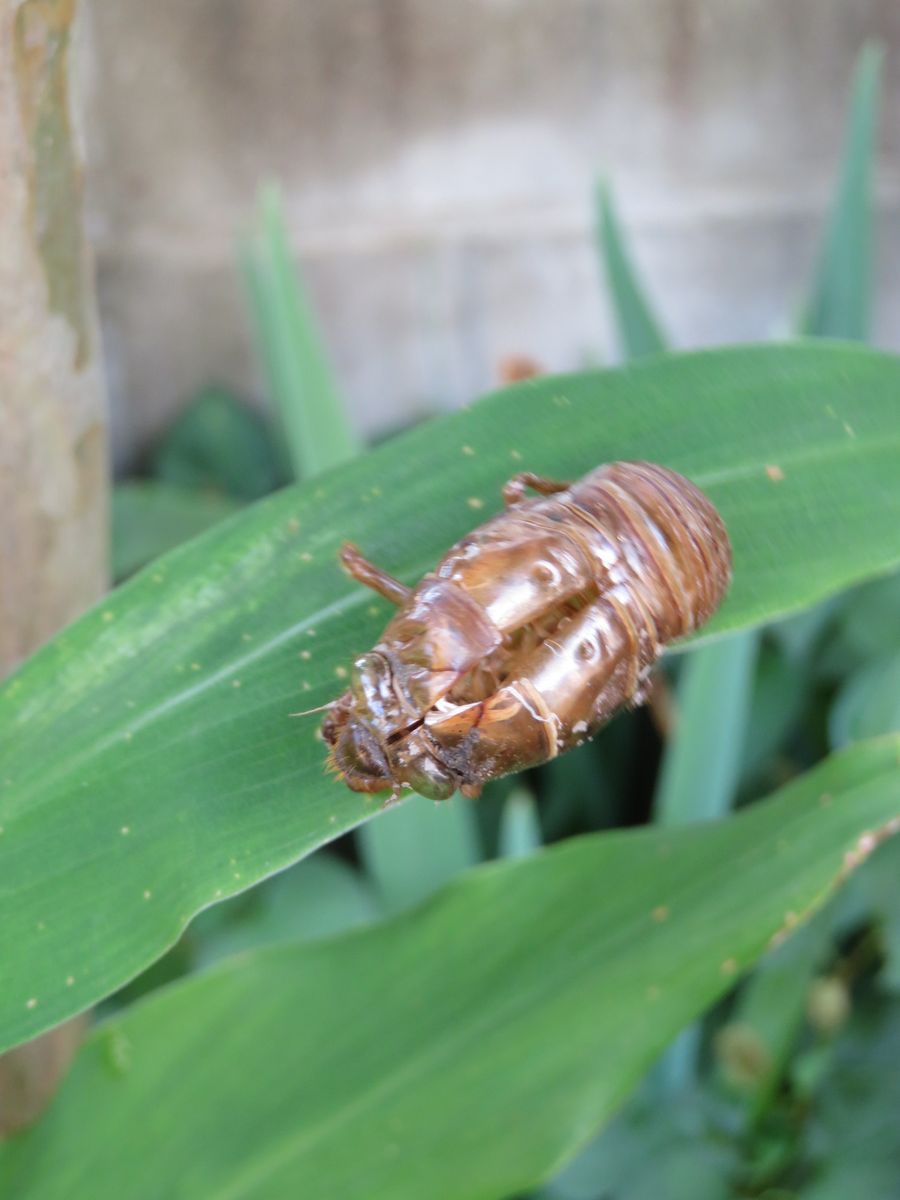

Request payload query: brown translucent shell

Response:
[321,462,732,801]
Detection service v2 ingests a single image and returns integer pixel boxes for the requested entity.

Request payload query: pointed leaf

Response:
[2,740,898,1199]
[2,342,900,1052]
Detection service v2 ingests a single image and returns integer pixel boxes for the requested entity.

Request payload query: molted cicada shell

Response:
[320,462,732,800]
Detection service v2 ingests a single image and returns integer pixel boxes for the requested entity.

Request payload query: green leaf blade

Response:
[654,632,758,826]
[596,182,668,360]
[799,43,883,341]
[241,186,359,479]
[2,342,900,1052]
[2,739,898,1200]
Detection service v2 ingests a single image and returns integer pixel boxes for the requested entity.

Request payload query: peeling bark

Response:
[0,0,107,1134]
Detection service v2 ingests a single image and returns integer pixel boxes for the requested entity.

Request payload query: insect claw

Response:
[380,787,402,811]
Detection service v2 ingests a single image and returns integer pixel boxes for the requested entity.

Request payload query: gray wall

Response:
[78,0,900,469]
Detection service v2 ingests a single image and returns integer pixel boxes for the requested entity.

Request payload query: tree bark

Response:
[0,0,107,1134]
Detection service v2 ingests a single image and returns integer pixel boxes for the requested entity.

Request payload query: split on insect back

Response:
[314,462,732,802]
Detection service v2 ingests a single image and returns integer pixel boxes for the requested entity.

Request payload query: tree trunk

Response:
[0,0,107,1134]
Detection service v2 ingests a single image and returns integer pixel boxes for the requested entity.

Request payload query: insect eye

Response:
[334,722,391,791]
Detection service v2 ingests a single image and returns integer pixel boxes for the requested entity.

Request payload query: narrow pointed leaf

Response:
[596,182,667,360]
[654,633,758,826]
[799,43,883,340]
[241,186,359,478]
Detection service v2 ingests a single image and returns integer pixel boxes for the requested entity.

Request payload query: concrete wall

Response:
[78,0,900,469]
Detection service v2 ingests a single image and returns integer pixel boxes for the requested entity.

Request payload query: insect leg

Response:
[340,542,411,606]
[502,473,571,506]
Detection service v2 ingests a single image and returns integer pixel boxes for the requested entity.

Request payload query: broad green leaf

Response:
[595,182,667,360]
[2,740,898,1199]
[799,43,883,340]
[241,186,359,479]
[2,342,900,1053]
[112,482,241,581]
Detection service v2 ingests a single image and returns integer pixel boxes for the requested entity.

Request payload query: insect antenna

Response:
[289,699,337,718]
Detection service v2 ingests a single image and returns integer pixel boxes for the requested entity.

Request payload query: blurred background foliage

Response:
[101,45,899,1200]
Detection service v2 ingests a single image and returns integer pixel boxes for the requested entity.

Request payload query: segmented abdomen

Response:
[430,462,731,768]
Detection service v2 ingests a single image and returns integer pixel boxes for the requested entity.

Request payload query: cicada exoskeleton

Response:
[320,462,732,800]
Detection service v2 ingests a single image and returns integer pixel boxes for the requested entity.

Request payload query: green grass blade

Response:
[596,182,667,360]
[2,740,898,1200]
[2,343,900,1052]
[241,185,359,479]
[799,43,883,340]
[357,795,481,915]
[654,633,759,827]
[652,631,758,1086]
[498,786,543,859]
